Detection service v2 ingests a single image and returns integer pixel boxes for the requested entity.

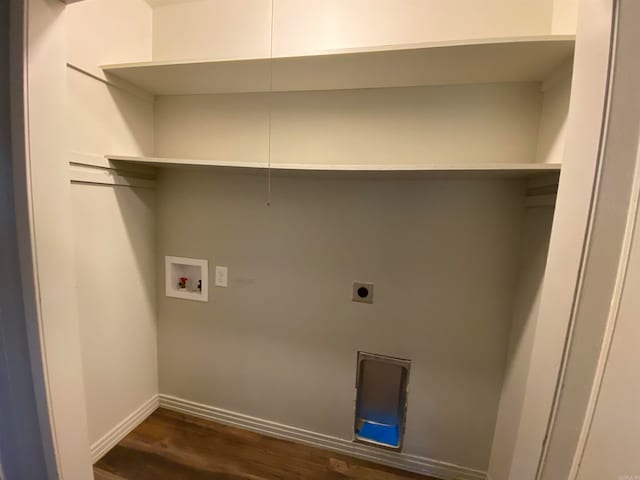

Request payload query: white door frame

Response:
[10,0,93,478]
[540,0,640,478]
[0,0,56,477]
[504,0,618,477]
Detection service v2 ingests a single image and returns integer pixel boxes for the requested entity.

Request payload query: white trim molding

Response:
[568,116,640,480]
[158,394,486,480]
[90,395,160,463]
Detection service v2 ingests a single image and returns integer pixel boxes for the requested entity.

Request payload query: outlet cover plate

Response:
[215,266,228,287]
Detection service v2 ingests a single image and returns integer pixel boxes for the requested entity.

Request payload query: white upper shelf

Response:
[107,155,561,178]
[102,35,575,95]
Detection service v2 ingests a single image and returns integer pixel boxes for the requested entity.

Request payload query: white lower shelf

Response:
[107,155,561,178]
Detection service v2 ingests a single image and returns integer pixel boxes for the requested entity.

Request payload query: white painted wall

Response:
[71,184,157,447]
[65,0,158,449]
[151,0,567,61]
[536,68,572,164]
[66,0,152,79]
[155,83,543,166]
[271,0,556,57]
[552,0,579,34]
[67,68,153,157]
[152,0,271,61]
[156,169,529,472]
[487,206,555,480]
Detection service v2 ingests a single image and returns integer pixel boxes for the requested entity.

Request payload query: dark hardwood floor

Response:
[95,408,437,480]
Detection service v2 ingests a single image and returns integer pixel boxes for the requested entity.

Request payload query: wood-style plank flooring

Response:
[95,408,437,480]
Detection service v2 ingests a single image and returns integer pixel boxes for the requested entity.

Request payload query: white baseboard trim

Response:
[159,394,486,480]
[90,394,160,463]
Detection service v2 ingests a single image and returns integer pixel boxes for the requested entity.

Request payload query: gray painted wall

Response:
[157,169,530,470]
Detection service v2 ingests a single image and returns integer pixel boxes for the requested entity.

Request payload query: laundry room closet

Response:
[28,0,603,479]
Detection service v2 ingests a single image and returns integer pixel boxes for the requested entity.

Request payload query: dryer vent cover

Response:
[354,352,410,450]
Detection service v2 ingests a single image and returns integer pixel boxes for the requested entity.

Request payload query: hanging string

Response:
[266,0,275,207]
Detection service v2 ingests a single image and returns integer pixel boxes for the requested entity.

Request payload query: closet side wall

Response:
[66,0,158,451]
[487,207,555,480]
[536,70,573,165]
[488,70,570,480]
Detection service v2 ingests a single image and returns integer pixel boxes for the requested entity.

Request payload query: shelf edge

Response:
[107,155,562,173]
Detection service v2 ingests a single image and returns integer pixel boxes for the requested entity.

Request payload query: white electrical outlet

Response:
[215,266,228,287]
